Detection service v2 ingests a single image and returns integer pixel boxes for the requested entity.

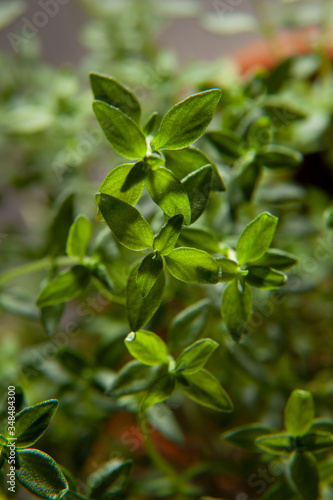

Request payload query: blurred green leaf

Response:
[37,266,91,307]
[175,339,219,375]
[284,389,315,437]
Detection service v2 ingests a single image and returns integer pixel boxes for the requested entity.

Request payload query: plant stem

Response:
[0,256,80,287]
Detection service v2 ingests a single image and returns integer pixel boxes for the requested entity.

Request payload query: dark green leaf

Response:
[93,100,147,159]
[236,212,278,265]
[324,206,333,229]
[66,215,92,259]
[90,73,141,124]
[256,433,293,456]
[310,418,333,434]
[165,247,220,284]
[97,194,153,251]
[125,330,169,366]
[145,167,191,226]
[92,264,114,293]
[152,89,222,150]
[143,111,159,135]
[46,193,74,258]
[182,165,212,223]
[136,253,164,298]
[223,423,274,451]
[153,215,183,255]
[16,449,68,499]
[245,266,287,289]
[221,279,253,342]
[178,369,233,412]
[6,400,58,448]
[163,147,225,192]
[299,433,333,453]
[140,374,175,414]
[289,452,319,500]
[41,304,64,336]
[126,262,165,332]
[284,389,315,437]
[175,339,218,375]
[205,129,243,161]
[87,458,132,500]
[250,248,298,270]
[256,145,303,169]
[108,361,161,397]
[216,258,238,282]
[168,299,211,350]
[177,227,221,253]
[36,266,91,307]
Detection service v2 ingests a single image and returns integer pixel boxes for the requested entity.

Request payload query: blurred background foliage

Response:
[0,0,333,499]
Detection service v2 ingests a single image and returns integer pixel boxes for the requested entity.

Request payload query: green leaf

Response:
[145,167,191,226]
[46,193,74,258]
[92,264,114,293]
[90,73,141,124]
[108,361,161,397]
[289,452,319,500]
[205,129,243,161]
[168,299,211,350]
[136,253,164,298]
[36,266,91,307]
[175,339,218,375]
[223,423,274,451]
[153,215,183,255]
[178,227,221,253]
[97,194,153,251]
[236,212,278,265]
[247,117,272,150]
[163,147,225,192]
[87,458,132,499]
[41,304,64,336]
[310,418,333,434]
[125,330,169,366]
[256,433,293,456]
[284,389,315,437]
[256,145,303,169]
[143,111,159,135]
[245,266,287,289]
[178,369,233,412]
[6,400,58,448]
[216,258,239,282]
[140,374,175,414]
[66,215,92,259]
[126,262,165,332]
[250,248,298,270]
[182,165,212,223]
[92,100,147,159]
[152,89,222,150]
[299,433,333,453]
[221,279,253,342]
[98,163,144,211]
[324,206,333,229]
[16,449,68,500]
[119,160,149,193]
[165,247,220,284]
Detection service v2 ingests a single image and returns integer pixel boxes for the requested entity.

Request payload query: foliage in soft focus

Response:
[1,1,333,499]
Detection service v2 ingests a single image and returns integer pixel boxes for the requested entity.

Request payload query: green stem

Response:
[0,256,80,287]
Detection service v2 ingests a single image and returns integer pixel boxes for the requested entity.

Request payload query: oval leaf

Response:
[289,452,319,500]
[221,279,253,342]
[165,247,219,284]
[175,339,219,375]
[125,330,169,366]
[236,212,278,265]
[153,214,183,255]
[136,253,164,298]
[36,266,91,307]
[182,165,212,223]
[284,389,315,437]
[66,215,92,259]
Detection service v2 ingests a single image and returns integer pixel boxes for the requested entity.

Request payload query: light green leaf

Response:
[140,374,175,414]
[145,167,191,226]
[256,433,293,456]
[153,214,183,255]
[66,215,92,259]
[136,253,164,298]
[126,262,165,332]
[289,452,319,500]
[98,163,145,211]
[247,117,273,150]
[223,423,274,451]
[125,330,169,366]
[165,247,220,284]
[284,389,315,437]
[175,339,218,375]
[178,227,221,253]
[6,400,58,448]
[97,194,153,251]
[256,145,303,169]
[36,266,91,307]
[92,100,147,159]
[108,361,161,397]
[143,111,160,135]
[236,212,278,265]
[168,299,211,350]
[245,266,287,289]
[221,279,253,342]
[152,90,222,150]
[216,258,239,282]
[178,369,233,412]
[90,73,141,124]
[182,165,212,223]
[87,458,132,499]
[250,248,298,270]
[16,449,68,500]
